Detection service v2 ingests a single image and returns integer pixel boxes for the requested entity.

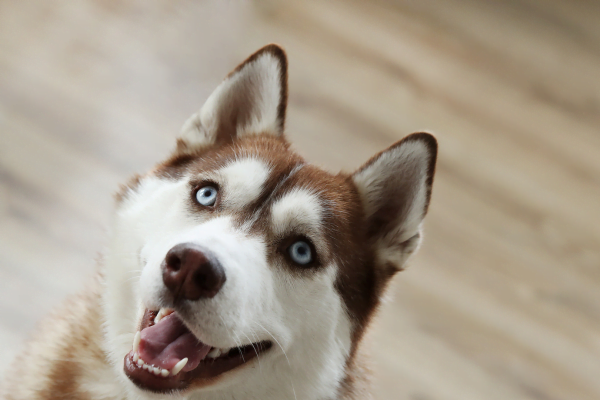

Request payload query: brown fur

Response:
[115,174,142,203]
[175,44,287,154]
[2,134,431,399]
[339,345,375,400]
[3,44,436,399]
[225,45,288,136]
[157,134,403,362]
[2,275,109,400]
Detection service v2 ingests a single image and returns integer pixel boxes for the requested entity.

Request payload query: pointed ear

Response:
[352,132,437,273]
[178,44,288,152]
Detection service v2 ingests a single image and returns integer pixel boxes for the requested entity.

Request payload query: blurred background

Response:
[1,0,599,399]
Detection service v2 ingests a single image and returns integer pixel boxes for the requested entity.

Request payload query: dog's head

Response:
[102,45,437,399]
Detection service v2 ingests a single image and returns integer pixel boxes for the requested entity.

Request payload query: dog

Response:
[2,44,437,400]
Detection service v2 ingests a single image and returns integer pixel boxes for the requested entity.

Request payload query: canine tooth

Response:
[133,331,141,353]
[160,369,169,377]
[171,358,188,376]
[152,367,160,375]
[207,348,221,358]
[154,309,164,324]
[154,308,174,324]
[133,353,139,362]
[137,358,144,367]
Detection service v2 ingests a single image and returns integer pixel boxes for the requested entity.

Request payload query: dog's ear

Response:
[177,44,288,152]
[352,132,437,274]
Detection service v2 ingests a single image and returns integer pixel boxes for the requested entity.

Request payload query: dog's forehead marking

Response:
[271,188,323,236]
[217,157,271,209]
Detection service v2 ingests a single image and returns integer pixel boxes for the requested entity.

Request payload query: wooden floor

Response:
[1,0,599,398]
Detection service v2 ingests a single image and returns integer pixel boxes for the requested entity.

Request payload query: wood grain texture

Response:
[0,1,599,399]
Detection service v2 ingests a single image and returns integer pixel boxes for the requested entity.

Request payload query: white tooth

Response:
[142,364,149,370]
[133,353,139,362]
[161,369,169,377]
[171,358,188,376]
[152,367,160,375]
[137,358,144,367]
[133,331,141,353]
[207,348,221,358]
[154,309,164,324]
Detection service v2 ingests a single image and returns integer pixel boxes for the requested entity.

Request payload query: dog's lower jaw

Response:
[117,311,359,400]
[119,321,358,400]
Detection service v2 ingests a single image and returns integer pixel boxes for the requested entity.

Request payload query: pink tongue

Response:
[138,313,212,371]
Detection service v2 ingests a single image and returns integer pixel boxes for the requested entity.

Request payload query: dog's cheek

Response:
[275,263,352,350]
[102,244,145,371]
[102,179,190,363]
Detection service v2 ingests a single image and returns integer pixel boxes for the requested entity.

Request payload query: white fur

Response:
[180,51,284,149]
[271,188,323,237]
[102,174,352,400]
[4,46,436,400]
[98,45,434,400]
[270,188,331,260]
[218,158,271,209]
[352,139,433,270]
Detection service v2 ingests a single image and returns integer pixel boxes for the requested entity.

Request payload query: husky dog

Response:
[3,44,437,400]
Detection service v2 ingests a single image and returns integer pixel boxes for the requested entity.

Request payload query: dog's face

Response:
[102,45,436,399]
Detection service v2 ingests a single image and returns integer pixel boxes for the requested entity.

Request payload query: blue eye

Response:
[195,186,218,207]
[289,241,312,265]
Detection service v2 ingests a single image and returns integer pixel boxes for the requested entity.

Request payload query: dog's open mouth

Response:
[123,309,272,392]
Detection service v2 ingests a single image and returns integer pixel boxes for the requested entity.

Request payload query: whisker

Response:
[254,322,290,367]
[232,332,246,363]
[241,330,262,372]
[125,269,143,274]
[249,328,264,375]
[254,322,297,400]
[123,275,142,284]
[218,315,245,363]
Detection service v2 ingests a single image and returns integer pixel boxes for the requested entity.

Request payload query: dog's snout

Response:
[162,243,226,300]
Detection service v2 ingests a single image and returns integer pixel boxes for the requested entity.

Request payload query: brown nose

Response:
[162,243,226,301]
